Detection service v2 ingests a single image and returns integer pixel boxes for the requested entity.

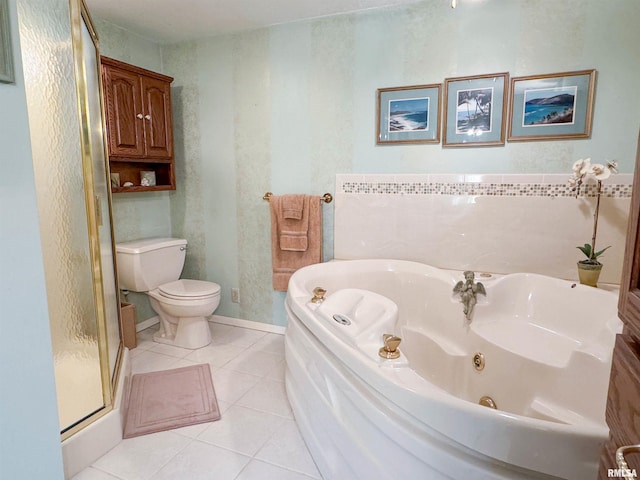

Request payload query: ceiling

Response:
[85,0,427,44]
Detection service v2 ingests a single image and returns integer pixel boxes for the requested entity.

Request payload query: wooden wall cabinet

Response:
[101,56,175,193]
[599,132,640,478]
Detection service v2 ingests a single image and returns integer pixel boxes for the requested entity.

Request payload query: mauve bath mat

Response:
[124,364,220,438]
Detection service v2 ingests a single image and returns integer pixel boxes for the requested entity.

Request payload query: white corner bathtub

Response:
[284,259,622,480]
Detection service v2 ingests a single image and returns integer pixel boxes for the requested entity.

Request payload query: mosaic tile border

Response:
[340,181,632,198]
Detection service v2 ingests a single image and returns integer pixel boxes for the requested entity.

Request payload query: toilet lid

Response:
[159,279,221,300]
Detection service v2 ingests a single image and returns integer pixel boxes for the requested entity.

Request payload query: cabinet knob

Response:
[616,445,640,478]
[145,115,151,120]
[136,113,143,119]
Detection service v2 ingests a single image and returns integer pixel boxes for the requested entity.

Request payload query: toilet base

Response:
[153,315,212,350]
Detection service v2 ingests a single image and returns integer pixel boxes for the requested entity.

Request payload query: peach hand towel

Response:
[270,194,323,291]
[281,194,305,220]
[279,195,309,252]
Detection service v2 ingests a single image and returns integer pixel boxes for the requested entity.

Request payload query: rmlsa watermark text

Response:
[608,468,638,478]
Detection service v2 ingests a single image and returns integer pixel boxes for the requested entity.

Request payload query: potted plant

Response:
[568,158,617,287]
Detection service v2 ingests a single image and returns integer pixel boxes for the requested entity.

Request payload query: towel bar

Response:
[263,192,333,204]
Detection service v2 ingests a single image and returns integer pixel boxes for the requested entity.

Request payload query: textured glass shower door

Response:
[18,0,121,435]
[77,0,121,388]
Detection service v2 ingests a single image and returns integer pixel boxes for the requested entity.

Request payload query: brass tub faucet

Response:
[379,333,402,359]
[311,287,327,304]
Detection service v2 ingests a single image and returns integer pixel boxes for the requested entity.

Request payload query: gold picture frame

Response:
[443,72,509,147]
[376,83,442,145]
[508,69,596,142]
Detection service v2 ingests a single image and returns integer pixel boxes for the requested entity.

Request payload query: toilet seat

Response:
[159,279,221,301]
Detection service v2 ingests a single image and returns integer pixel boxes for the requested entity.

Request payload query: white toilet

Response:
[115,238,221,349]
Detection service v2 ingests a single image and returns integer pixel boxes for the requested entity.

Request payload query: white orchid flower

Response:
[570,157,617,268]
[572,158,591,175]
[590,163,612,180]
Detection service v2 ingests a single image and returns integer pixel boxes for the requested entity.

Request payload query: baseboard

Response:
[136,315,159,333]
[135,314,286,335]
[211,314,286,335]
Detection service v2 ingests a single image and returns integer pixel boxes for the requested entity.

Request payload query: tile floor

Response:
[72,322,322,480]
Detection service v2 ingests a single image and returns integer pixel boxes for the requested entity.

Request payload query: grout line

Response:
[151,433,203,479]
[251,419,320,479]
[87,465,128,480]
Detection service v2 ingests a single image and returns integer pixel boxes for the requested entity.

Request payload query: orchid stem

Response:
[591,180,602,262]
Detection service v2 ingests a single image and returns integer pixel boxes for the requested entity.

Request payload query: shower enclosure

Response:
[18,0,122,439]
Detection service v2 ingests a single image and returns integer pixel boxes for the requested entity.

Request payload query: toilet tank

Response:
[115,238,187,292]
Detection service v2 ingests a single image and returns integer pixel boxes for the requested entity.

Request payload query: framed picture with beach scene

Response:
[508,69,596,142]
[376,83,441,144]
[443,72,509,147]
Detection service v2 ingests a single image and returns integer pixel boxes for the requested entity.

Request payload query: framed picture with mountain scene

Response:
[508,69,596,141]
[442,72,509,147]
[376,83,441,144]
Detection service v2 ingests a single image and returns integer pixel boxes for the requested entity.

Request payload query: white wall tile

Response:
[335,174,631,284]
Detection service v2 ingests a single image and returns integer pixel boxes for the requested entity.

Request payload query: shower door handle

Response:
[95,195,103,227]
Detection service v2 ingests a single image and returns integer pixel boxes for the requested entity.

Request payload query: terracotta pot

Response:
[577,262,603,287]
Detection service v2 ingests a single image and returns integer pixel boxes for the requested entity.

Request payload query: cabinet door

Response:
[102,65,145,157]
[599,131,640,478]
[141,75,173,159]
[619,135,640,339]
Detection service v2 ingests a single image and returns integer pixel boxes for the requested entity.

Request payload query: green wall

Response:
[99,0,640,327]
[95,19,170,322]
[0,0,65,477]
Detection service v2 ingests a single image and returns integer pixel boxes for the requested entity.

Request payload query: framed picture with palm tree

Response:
[443,72,509,147]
